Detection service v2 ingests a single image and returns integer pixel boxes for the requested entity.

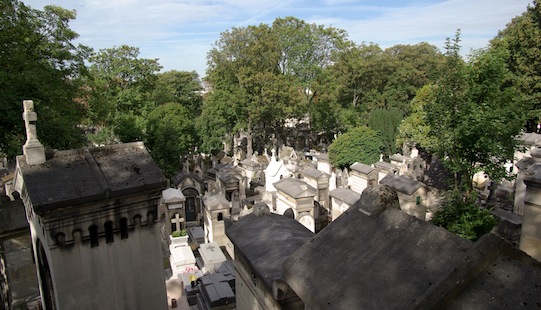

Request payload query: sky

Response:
[24,0,533,78]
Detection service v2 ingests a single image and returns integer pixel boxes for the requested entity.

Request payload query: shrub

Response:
[431,191,497,241]
[171,229,187,237]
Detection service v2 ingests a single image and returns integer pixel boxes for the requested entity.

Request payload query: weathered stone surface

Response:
[357,184,400,215]
[282,206,473,310]
[16,142,166,214]
[226,214,313,291]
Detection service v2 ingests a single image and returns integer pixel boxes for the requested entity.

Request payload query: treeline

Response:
[1,0,539,181]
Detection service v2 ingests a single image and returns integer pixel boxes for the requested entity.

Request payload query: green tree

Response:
[328,126,384,169]
[367,108,403,156]
[431,191,497,241]
[491,1,541,131]
[205,23,284,154]
[86,45,161,142]
[145,103,197,177]
[197,89,239,154]
[152,70,203,114]
[396,84,438,152]
[426,31,526,191]
[0,0,91,157]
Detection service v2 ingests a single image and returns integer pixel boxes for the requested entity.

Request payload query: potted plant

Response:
[170,229,188,245]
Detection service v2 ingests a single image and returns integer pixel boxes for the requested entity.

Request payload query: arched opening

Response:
[182,187,200,222]
[89,225,99,248]
[104,221,114,244]
[217,212,223,221]
[283,208,294,219]
[120,217,129,239]
[36,239,56,310]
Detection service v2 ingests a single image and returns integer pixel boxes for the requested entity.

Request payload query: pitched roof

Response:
[226,213,313,292]
[202,194,230,211]
[302,168,329,180]
[374,160,397,171]
[162,188,185,203]
[379,174,423,195]
[171,171,203,186]
[350,162,375,175]
[16,142,166,214]
[282,206,473,310]
[273,178,316,199]
[329,188,361,206]
[282,205,541,310]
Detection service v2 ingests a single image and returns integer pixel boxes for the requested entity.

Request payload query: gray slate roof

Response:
[329,188,361,206]
[350,162,374,175]
[374,161,397,171]
[202,194,230,211]
[273,178,316,199]
[379,174,423,195]
[226,213,313,292]
[16,142,166,214]
[390,153,407,163]
[282,207,472,310]
[171,171,203,187]
[282,206,541,310]
[302,167,329,180]
[519,132,541,146]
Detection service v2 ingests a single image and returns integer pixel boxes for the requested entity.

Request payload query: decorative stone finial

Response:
[22,100,45,165]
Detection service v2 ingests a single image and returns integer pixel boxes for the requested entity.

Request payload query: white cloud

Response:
[23,0,533,76]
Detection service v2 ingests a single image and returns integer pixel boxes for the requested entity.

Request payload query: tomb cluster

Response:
[0,100,540,309]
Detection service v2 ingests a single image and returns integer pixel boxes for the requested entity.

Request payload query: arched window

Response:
[120,218,129,239]
[284,208,294,219]
[218,212,223,221]
[105,221,114,244]
[89,225,99,247]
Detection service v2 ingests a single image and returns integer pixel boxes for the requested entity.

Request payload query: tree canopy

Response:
[424,32,527,190]
[0,0,90,157]
[145,103,197,177]
[328,126,384,169]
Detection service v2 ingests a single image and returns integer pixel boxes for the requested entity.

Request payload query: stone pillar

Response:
[521,161,541,261]
[22,100,45,165]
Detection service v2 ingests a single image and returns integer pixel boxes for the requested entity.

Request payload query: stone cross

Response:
[22,100,45,165]
[171,213,184,232]
[23,100,38,142]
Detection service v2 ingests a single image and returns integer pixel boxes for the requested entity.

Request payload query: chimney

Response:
[22,100,46,165]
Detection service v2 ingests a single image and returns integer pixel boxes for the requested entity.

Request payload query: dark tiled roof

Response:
[226,214,313,291]
[16,142,166,214]
[171,171,203,186]
[282,204,541,310]
[283,207,473,310]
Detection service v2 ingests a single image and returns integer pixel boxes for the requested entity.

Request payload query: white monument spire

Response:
[22,100,46,165]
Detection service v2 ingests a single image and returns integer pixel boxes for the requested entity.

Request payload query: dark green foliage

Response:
[431,191,497,241]
[0,0,90,156]
[492,1,541,130]
[367,108,403,156]
[328,126,384,169]
[152,70,203,114]
[145,103,197,177]
[425,31,527,190]
[86,45,161,142]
